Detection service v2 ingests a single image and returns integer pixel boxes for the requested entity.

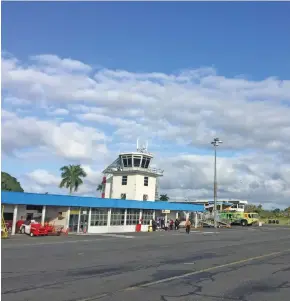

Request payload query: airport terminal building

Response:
[2,144,204,235]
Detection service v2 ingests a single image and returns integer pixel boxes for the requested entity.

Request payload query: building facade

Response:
[2,191,204,235]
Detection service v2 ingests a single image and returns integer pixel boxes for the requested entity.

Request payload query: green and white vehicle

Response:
[219,212,260,226]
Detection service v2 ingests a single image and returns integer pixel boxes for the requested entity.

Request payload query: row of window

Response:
[122,155,151,168]
[120,193,148,201]
[122,176,148,186]
[90,209,154,226]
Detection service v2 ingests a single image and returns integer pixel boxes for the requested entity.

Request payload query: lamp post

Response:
[211,138,223,228]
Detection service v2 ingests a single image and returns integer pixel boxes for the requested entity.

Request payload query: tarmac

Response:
[2,225,290,301]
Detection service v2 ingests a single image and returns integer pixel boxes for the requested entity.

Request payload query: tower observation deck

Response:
[102,141,163,201]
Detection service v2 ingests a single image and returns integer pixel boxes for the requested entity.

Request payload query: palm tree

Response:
[159,194,169,202]
[59,165,87,194]
[97,183,103,195]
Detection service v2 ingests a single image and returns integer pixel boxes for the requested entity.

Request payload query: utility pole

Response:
[211,138,223,228]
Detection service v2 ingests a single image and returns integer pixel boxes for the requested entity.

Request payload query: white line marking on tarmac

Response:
[96,233,135,239]
[1,237,122,248]
[76,248,290,300]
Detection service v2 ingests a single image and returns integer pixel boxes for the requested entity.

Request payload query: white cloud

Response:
[1,109,108,161]
[2,52,290,208]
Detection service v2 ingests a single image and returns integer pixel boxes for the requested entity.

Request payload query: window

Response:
[126,209,140,225]
[121,193,126,200]
[144,176,148,186]
[110,209,125,225]
[141,156,150,168]
[133,156,141,167]
[122,176,127,185]
[90,208,108,226]
[122,155,133,168]
[142,209,154,225]
[143,194,148,201]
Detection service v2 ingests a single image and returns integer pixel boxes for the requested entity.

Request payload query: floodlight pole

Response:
[211,138,222,229]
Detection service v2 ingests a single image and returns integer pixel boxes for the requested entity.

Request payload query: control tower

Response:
[102,141,164,201]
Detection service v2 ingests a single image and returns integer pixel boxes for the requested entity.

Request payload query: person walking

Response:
[185,219,191,234]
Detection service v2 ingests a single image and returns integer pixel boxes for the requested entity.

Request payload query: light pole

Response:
[211,138,223,228]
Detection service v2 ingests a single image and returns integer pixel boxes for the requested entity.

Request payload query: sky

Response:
[2,2,290,209]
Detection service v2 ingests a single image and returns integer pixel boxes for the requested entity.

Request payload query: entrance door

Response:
[79,208,89,233]
[69,214,79,233]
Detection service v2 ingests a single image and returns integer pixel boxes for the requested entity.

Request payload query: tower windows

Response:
[122,155,133,168]
[133,156,141,167]
[144,176,148,186]
[122,176,127,185]
[141,156,151,168]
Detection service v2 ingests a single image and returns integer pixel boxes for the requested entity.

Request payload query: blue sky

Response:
[2,2,290,207]
[3,1,290,79]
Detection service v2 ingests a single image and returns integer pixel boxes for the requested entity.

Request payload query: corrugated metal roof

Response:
[1,191,204,212]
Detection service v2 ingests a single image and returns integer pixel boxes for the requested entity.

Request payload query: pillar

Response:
[124,209,127,226]
[77,208,81,233]
[66,207,71,230]
[11,205,18,235]
[176,212,179,219]
[88,207,92,233]
[107,208,112,228]
[139,210,142,223]
[41,205,46,225]
[194,212,198,228]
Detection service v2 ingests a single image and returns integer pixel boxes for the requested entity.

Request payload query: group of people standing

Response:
[152,217,192,233]
[153,217,180,231]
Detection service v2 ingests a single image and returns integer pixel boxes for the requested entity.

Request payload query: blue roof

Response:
[1,191,204,212]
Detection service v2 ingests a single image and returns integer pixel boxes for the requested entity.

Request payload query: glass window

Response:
[143,194,148,201]
[144,157,150,168]
[133,156,141,167]
[121,193,126,200]
[141,156,147,168]
[90,208,108,226]
[127,156,132,167]
[142,209,154,225]
[122,155,132,168]
[122,157,128,167]
[126,209,140,225]
[122,176,127,185]
[111,209,125,226]
[144,176,148,186]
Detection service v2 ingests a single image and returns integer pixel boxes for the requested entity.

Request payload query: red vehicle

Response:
[20,220,48,237]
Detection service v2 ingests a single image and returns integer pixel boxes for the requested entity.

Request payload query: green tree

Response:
[59,165,87,194]
[1,172,24,192]
[97,183,103,195]
[159,194,169,201]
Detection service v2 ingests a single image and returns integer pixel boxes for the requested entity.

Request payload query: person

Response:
[170,219,174,230]
[185,219,191,234]
[174,219,180,230]
[152,219,157,231]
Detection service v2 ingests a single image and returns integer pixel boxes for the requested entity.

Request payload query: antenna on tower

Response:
[146,140,148,151]
[136,137,139,151]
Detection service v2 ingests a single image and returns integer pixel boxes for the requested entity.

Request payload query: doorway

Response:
[69,214,79,233]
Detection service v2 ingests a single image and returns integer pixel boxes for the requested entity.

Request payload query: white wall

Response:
[104,175,112,198]
[45,206,69,226]
[88,225,148,234]
[134,175,156,201]
[107,173,157,201]
[110,174,137,200]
